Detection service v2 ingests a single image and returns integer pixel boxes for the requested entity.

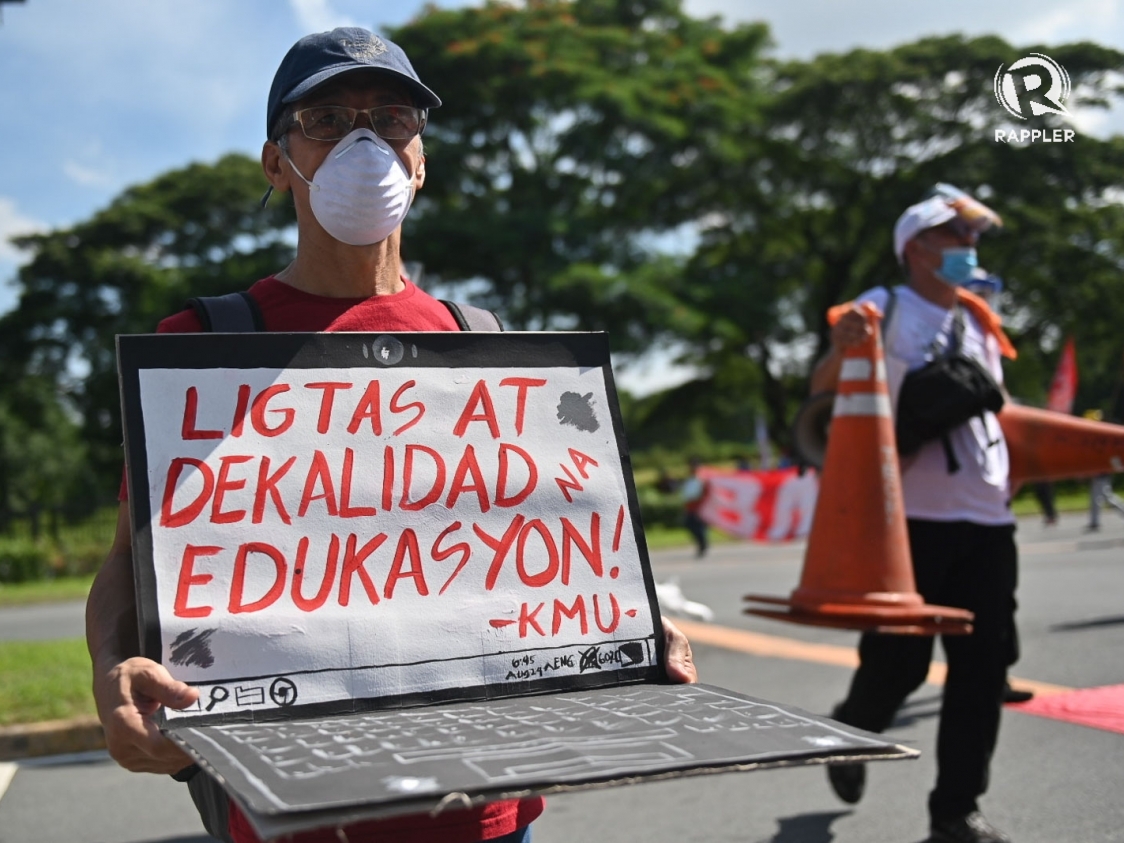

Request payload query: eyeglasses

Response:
[940,216,981,244]
[286,105,427,142]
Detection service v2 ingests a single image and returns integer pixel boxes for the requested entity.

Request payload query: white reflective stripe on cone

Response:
[833,392,892,418]
[839,359,872,381]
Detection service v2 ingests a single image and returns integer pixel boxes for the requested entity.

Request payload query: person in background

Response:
[810,184,1018,843]
[681,457,711,558]
[1083,410,1124,531]
[1031,483,1058,526]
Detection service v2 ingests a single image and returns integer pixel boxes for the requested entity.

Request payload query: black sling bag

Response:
[891,297,1005,473]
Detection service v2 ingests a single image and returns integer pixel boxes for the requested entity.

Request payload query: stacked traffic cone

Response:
[745,302,973,635]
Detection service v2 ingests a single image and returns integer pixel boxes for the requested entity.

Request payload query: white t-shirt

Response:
[856,285,1014,526]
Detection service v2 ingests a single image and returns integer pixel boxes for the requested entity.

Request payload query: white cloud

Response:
[1010,0,1120,44]
[613,345,702,398]
[683,0,1124,58]
[289,0,360,33]
[0,197,47,314]
[63,160,116,189]
[0,197,46,264]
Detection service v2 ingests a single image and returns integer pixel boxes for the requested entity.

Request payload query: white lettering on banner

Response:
[839,359,872,381]
[766,471,818,541]
[696,468,818,542]
[833,393,892,418]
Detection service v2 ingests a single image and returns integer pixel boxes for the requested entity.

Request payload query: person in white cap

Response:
[809,184,1019,843]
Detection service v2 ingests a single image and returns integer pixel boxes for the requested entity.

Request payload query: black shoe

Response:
[930,811,1012,843]
[826,762,865,804]
[826,704,866,804]
[1002,682,1034,704]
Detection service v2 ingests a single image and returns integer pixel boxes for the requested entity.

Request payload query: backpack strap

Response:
[948,305,967,357]
[879,285,898,340]
[187,291,264,333]
[440,300,504,332]
[940,432,961,474]
[881,284,960,473]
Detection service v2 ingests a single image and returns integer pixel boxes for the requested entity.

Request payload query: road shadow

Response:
[890,691,942,728]
[754,810,850,842]
[1050,614,1124,632]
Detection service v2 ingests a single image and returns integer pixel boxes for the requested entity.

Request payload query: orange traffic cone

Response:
[745,303,973,635]
[1001,404,1124,487]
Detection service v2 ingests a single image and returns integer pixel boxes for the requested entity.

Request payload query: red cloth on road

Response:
[1008,684,1124,735]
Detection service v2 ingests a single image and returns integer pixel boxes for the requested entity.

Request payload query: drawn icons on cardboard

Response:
[181,695,204,713]
[362,335,405,366]
[206,686,230,712]
[236,686,266,707]
[270,677,299,707]
[189,682,289,713]
[578,641,645,673]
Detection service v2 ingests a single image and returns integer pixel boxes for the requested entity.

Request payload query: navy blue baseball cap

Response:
[267,27,441,138]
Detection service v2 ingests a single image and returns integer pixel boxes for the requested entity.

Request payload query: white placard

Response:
[135,363,655,719]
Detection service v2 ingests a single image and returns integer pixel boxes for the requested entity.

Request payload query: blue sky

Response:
[1,0,1121,391]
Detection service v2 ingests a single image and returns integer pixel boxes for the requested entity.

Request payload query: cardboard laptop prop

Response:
[118,331,915,839]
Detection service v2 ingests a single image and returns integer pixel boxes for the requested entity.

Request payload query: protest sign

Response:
[119,331,913,839]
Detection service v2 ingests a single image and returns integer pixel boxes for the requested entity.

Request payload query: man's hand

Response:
[810,304,878,395]
[661,616,698,684]
[93,656,200,774]
[830,307,872,352]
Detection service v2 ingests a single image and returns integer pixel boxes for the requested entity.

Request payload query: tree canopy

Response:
[0,154,294,486]
[392,0,771,352]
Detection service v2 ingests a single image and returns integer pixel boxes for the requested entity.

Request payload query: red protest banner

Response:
[696,467,818,542]
[1046,336,1078,414]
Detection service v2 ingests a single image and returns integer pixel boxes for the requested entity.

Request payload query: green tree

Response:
[670,36,1124,442]
[392,0,770,354]
[0,154,292,488]
[0,375,91,537]
[6,18,1124,487]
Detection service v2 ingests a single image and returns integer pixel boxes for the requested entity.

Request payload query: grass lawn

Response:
[1011,487,1089,517]
[0,638,96,726]
[0,574,96,608]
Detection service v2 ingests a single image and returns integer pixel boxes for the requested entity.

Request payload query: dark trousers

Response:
[684,510,708,556]
[833,519,1018,821]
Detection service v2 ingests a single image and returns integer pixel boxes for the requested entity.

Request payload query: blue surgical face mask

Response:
[934,247,978,285]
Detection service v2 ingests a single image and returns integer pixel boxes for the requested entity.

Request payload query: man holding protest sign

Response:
[86,27,697,843]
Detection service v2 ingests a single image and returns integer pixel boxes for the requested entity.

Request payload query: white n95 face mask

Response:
[286,128,415,246]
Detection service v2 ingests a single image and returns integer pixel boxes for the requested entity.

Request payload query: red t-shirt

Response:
[140,276,544,843]
[157,275,461,333]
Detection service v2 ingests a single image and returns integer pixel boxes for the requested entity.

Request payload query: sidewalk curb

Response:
[0,716,105,761]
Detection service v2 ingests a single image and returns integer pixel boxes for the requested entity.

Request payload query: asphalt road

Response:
[0,599,87,641]
[2,511,1122,843]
